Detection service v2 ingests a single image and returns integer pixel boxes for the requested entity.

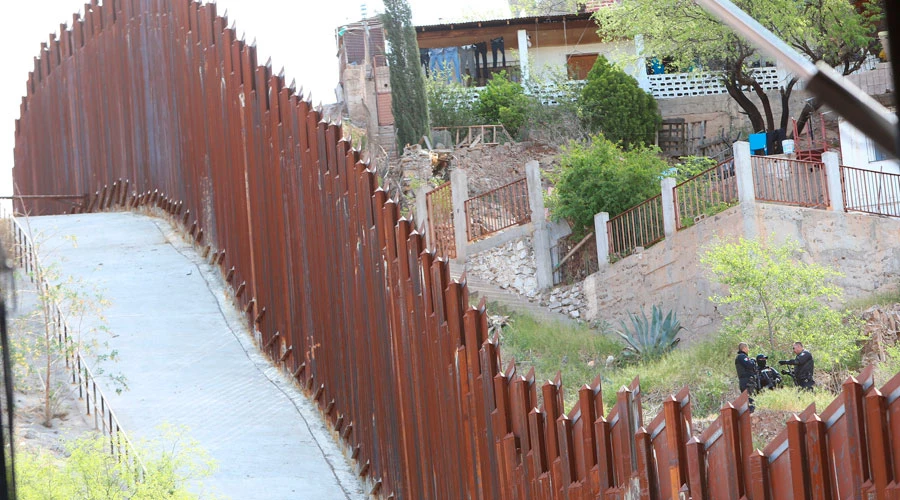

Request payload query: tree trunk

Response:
[723,76,766,133]
[748,78,775,132]
[779,77,798,132]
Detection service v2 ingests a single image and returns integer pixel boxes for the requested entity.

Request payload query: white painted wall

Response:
[528,40,640,80]
[839,118,900,173]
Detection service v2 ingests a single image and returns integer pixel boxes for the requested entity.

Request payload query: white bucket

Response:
[782,139,795,154]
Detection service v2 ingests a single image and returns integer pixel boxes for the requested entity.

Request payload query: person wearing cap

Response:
[756,354,782,391]
[735,342,758,412]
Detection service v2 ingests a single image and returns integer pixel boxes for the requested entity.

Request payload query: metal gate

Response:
[425,182,455,259]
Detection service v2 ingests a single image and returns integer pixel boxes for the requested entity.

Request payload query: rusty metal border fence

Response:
[674,157,738,230]
[841,165,900,218]
[14,1,900,498]
[606,194,664,260]
[8,216,145,480]
[750,155,830,208]
[425,181,456,259]
[465,177,530,241]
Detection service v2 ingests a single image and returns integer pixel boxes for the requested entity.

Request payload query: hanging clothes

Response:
[420,48,431,77]
[490,37,506,69]
[474,42,488,79]
[429,47,461,83]
[459,45,477,82]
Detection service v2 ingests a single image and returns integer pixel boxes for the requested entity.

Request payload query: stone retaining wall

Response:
[583,204,900,343]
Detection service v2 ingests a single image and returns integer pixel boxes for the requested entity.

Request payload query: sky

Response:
[0,0,510,196]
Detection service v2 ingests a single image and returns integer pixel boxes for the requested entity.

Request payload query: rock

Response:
[570,310,581,319]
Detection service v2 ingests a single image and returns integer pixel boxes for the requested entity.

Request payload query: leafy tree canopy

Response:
[546,134,668,237]
[594,0,882,134]
[578,55,660,149]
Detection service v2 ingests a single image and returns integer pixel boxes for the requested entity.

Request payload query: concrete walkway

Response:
[24,212,365,500]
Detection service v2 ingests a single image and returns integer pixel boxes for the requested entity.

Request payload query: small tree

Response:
[578,55,661,150]
[474,72,532,138]
[12,223,122,427]
[382,0,429,149]
[546,134,668,237]
[701,237,862,369]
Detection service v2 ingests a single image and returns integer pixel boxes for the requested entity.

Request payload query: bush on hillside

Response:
[578,56,661,149]
[475,72,532,139]
[546,134,669,237]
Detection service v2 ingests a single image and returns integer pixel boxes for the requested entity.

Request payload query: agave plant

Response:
[617,305,683,361]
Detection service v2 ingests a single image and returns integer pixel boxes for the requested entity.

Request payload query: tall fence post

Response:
[526,161,552,290]
[415,185,430,248]
[595,212,610,267]
[733,141,758,239]
[822,151,844,212]
[451,168,469,264]
[661,177,677,238]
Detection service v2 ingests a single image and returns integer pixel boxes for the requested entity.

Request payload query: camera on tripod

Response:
[754,354,783,391]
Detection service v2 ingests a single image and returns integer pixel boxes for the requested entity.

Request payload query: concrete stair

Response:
[449,264,577,326]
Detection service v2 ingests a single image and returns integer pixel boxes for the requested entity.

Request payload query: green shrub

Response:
[16,424,217,499]
[578,55,660,149]
[674,156,717,182]
[617,305,682,362]
[475,72,532,138]
[546,134,669,237]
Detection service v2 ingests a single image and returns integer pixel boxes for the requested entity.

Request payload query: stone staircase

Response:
[449,263,576,326]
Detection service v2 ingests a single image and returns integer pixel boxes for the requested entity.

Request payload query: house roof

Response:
[414,12,596,33]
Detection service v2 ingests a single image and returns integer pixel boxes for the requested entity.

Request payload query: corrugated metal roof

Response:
[414,12,595,32]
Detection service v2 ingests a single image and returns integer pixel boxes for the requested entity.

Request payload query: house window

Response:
[867,137,888,162]
[567,54,598,80]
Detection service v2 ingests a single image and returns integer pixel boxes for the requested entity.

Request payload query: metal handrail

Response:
[673,156,738,230]
[750,155,829,208]
[8,216,145,480]
[464,177,530,241]
[606,194,665,259]
[840,165,900,218]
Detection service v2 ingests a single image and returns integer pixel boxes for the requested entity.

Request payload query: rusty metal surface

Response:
[13,1,900,499]
[750,156,830,208]
[673,156,738,230]
[464,176,530,241]
[606,193,664,261]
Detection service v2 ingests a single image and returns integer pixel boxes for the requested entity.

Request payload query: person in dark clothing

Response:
[779,341,815,391]
[756,354,782,391]
[735,342,758,412]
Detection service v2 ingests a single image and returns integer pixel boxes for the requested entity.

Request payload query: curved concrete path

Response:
[24,212,365,500]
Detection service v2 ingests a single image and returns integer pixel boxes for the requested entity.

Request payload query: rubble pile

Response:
[860,303,900,365]
[397,142,558,196]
